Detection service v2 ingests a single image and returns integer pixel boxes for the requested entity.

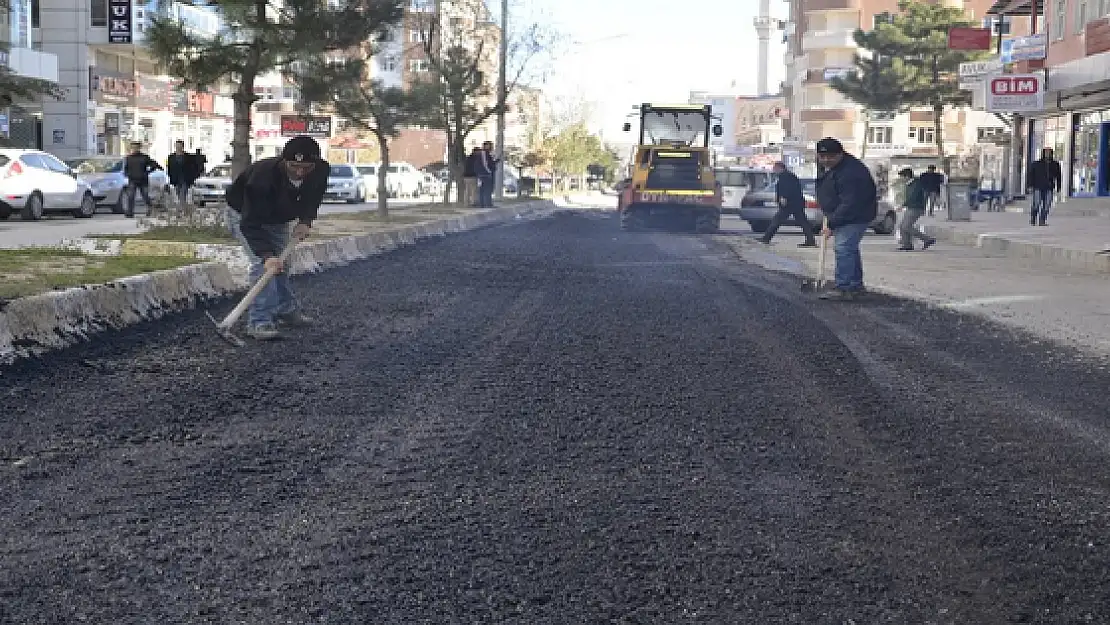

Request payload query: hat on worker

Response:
[815,138,844,154]
[281,135,321,162]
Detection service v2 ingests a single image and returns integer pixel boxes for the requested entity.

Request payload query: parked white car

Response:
[354,163,379,199]
[0,149,98,220]
[191,164,233,207]
[65,155,172,214]
[384,162,425,198]
[325,164,365,203]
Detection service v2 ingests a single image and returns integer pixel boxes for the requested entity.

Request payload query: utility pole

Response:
[494,0,508,200]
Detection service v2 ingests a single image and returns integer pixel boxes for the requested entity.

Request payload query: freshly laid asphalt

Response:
[2,208,1110,623]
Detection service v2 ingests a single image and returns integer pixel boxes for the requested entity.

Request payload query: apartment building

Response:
[1013,0,1110,198]
[1,0,59,148]
[782,0,1028,159]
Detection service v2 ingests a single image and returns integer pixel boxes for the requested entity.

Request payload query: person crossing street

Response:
[122,141,162,218]
[758,161,817,247]
[896,167,937,252]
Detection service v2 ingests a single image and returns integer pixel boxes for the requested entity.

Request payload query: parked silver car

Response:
[191,164,233,207]
[325,164,364,203]
[738,177,898,236]
[65,156,171,214]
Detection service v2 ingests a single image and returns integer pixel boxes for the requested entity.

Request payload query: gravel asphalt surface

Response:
[3,209,1110,623]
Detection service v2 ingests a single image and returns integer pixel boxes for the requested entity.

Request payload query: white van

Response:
[713,167,774,214]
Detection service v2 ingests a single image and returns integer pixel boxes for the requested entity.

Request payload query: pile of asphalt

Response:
[1,211,1108,622]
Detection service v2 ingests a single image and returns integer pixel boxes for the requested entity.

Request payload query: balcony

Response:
[803,0,860,11]
[801,28,857,52]
[799,107,857,123]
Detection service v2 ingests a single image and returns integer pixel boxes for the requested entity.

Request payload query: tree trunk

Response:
[860,112,871,160]
[452,130,466,207]
[231,85,256,180]
[933,104,945,160]
[376,132,390,219]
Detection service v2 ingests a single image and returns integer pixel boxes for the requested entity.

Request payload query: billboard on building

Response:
[985,74,1044,113]
[108,0,133,44]
[280,115,333,138]
[947,27,991,50]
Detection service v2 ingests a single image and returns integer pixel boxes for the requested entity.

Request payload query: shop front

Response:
[1069,111,1110,197]
[91,66,136,157]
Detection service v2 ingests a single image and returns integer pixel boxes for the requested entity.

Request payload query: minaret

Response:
[753,0,774,96]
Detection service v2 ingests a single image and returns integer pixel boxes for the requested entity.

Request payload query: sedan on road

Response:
[325,164,364,203]
[65,156,172,214]
[191,164,233,207]
[739,178,898,236]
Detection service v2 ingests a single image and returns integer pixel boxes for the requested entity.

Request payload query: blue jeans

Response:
[226,209,299,328]
[1030,188,1054,222]
[478,175,494,208]
[833,222,868,292]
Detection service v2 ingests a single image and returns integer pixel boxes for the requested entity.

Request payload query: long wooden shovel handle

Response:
[817,217,829,284]
[218,237,300,330]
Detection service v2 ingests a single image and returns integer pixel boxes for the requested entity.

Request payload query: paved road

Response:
[3,210,1110,622]
[0,197,437,249]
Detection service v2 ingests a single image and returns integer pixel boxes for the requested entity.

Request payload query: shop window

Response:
[908,126,935,144]
[867,126,893,145]
[90,0,107,27]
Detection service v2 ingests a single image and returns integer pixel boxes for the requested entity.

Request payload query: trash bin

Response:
[945,177,976,221]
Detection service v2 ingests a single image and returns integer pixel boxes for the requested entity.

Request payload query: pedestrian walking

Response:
[814,137,877,301]
[758,161,817,247]
[194,148,208,175]
[224,135,329,341]
[896,167,938,252]
[479,140,499,208]
[166,140,200,208]
[1027,147,1062,226]
[463,146,481,207]
[919,164,945,217]
[122,141,161,218]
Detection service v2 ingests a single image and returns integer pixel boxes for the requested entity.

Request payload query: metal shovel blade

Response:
[206,310,245,347]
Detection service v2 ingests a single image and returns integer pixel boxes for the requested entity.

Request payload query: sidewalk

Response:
[919,197,1110,273]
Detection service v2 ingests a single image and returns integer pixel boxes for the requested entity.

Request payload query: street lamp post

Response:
[494,0,508,201]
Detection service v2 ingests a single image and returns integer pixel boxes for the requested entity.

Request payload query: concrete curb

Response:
[0,201,553,364]
[920,222,1110,273]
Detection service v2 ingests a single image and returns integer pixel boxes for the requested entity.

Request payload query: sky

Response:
[507,0,788,144]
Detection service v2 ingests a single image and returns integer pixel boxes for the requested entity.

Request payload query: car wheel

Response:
[748,220,770,234]
[873,211,897,235]
[0,204,11,219]
[73,192,96,218]
[21,192,44,221]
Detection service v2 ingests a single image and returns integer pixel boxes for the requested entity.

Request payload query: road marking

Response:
[941,294,1045,309]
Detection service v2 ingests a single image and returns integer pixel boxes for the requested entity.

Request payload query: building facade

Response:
[782,0,1026,161]
[1,0,59,148]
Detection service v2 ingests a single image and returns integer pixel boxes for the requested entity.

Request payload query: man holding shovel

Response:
[225,135,330,341]
[814,138,877,301]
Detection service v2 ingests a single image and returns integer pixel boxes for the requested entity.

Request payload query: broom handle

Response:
[817,217,829,281]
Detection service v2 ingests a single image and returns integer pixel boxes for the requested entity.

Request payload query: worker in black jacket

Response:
[122,141,161,218]
[814,137,877,300]
[225,135,330,340]
[759,161,817,247]
[1026,147,1062,226]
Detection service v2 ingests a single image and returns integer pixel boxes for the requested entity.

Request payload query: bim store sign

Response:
[280,115,332,138]
[986,74,1044,113]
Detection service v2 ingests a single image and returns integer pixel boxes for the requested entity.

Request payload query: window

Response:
[867,126,894,145]
[977,127,1008,142]
[982,15,1012,35]
[380,55,397,72]
[31,0,39,28]
[409,29,424,42]
[868,110,896,122]
[909,126,935,144]
[379,28,396,43]
[410,0,433,10]
[409,59,429,72]
[90,0,107,27]
[1076,0,1089,32]
[1053,0,1068,38]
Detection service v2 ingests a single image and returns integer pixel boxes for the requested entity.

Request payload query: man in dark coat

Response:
[918,164,945,216]
[759,161,817,247]
[122,141,161,218]
[166,140,200,207]
[1026,147,1062,226]
[225,135,330,340]
[814,137,877,300]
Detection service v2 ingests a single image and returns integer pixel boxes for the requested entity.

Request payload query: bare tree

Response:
[412,0,551,205]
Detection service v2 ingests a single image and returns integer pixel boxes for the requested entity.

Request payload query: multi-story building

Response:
[782,0,1029,160]
[36,0,235,165]
[1,0,60,148]
[1014,0,1110,198]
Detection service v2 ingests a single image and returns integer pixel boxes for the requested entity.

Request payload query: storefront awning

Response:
[987,0,1042,15]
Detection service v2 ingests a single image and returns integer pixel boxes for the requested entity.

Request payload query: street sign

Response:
[1000,33,1047,63]
[959,58,1003,77]
[948,27,992,50]
[986,73,1044,112]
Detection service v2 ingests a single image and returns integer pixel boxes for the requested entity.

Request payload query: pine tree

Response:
[886,0,988,158]
[144,0,405,177]
[828,25,914,159]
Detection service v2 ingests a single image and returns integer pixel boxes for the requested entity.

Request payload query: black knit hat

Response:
[281,135,321,162]
[815,138,844,154]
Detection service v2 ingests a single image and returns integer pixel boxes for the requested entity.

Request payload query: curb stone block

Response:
[0,201,553,363]
[921,223,1110,273]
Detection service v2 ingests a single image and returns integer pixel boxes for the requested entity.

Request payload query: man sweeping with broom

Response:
[225,135,330,341]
